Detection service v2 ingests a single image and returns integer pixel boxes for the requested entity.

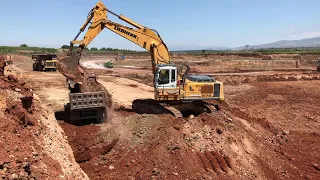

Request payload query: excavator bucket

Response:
[57,52,83,83]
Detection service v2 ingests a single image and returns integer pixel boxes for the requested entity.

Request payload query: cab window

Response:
[171,69,176,82]
[158,69,170,85]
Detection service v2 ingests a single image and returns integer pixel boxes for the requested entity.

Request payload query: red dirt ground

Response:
[0,60,62,179]
[59,80,320,180]
[222,80,320,180]
[4,54,320,180]
[59,111,239,180]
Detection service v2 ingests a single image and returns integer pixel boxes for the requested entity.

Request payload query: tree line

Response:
[0,44,137,55]
[0,44,56,54]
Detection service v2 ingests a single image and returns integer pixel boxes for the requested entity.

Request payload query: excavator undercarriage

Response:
[132,99,219,118]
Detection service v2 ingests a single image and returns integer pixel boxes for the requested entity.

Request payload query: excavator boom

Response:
[68,1,170,73]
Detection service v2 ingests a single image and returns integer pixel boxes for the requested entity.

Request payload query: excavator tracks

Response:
[132,99,219,118]
[132,99,183,118]
[199,101,220,113]
[159,103,183,118]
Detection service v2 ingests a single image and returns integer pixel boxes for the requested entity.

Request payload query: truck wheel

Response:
[69,111,80,125]
[95,109,105,124]
[37,64,42,71]
[32,63,36,71]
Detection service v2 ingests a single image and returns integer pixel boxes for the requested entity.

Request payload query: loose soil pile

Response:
[57,53,113,108]
[60,111,241,179]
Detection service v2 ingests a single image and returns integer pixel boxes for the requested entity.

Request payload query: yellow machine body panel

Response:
[183,79,224,101]
[45,60,58,68]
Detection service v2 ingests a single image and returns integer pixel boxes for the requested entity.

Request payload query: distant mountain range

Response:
[171,36,320,52]
[234,36,320,50]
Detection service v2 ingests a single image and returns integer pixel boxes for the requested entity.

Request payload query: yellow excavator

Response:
[59,1,224,117]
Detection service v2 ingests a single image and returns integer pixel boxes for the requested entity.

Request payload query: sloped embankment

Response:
[0,59,88,179]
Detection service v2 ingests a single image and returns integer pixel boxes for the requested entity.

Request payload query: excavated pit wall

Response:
[0,58,89,179]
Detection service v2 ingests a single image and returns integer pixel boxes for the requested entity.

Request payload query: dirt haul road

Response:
[6,57,320,180]
[10,62,152,110]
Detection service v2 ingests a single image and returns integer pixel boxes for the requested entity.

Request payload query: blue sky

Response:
[1,0,320,50]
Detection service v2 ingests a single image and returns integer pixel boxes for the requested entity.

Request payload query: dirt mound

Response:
[61,109,260,179]
[0,59,88,179]
[0,67,59,178]
[0,60,6,74]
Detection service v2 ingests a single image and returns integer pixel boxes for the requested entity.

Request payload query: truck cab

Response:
[32,54,58,71]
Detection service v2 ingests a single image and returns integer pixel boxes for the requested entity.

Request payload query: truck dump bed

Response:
[69,91,106,110]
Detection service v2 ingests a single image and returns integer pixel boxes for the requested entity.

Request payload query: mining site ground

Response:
[3,54,320,179]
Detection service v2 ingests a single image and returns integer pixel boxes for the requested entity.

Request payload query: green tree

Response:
[90,47,98,51]
[61,45,70,49]
[20,44,28,47]
[104,62,114,68]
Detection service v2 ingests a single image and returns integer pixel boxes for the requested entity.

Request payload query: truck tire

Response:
[32,63,36,71]
[37,64,42,71]
[70,111,81,126]
[95,109,105,124]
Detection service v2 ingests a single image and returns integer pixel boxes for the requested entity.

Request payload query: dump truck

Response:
[32,54,58,71]
[317,58,320,72]
[66,74,107,125]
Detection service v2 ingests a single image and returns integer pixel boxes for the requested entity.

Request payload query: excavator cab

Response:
[154,65,177,89]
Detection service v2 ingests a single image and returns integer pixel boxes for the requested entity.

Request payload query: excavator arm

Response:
[68,1,170,73]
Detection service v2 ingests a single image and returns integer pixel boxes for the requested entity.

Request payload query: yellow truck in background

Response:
[32,54,58,71]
